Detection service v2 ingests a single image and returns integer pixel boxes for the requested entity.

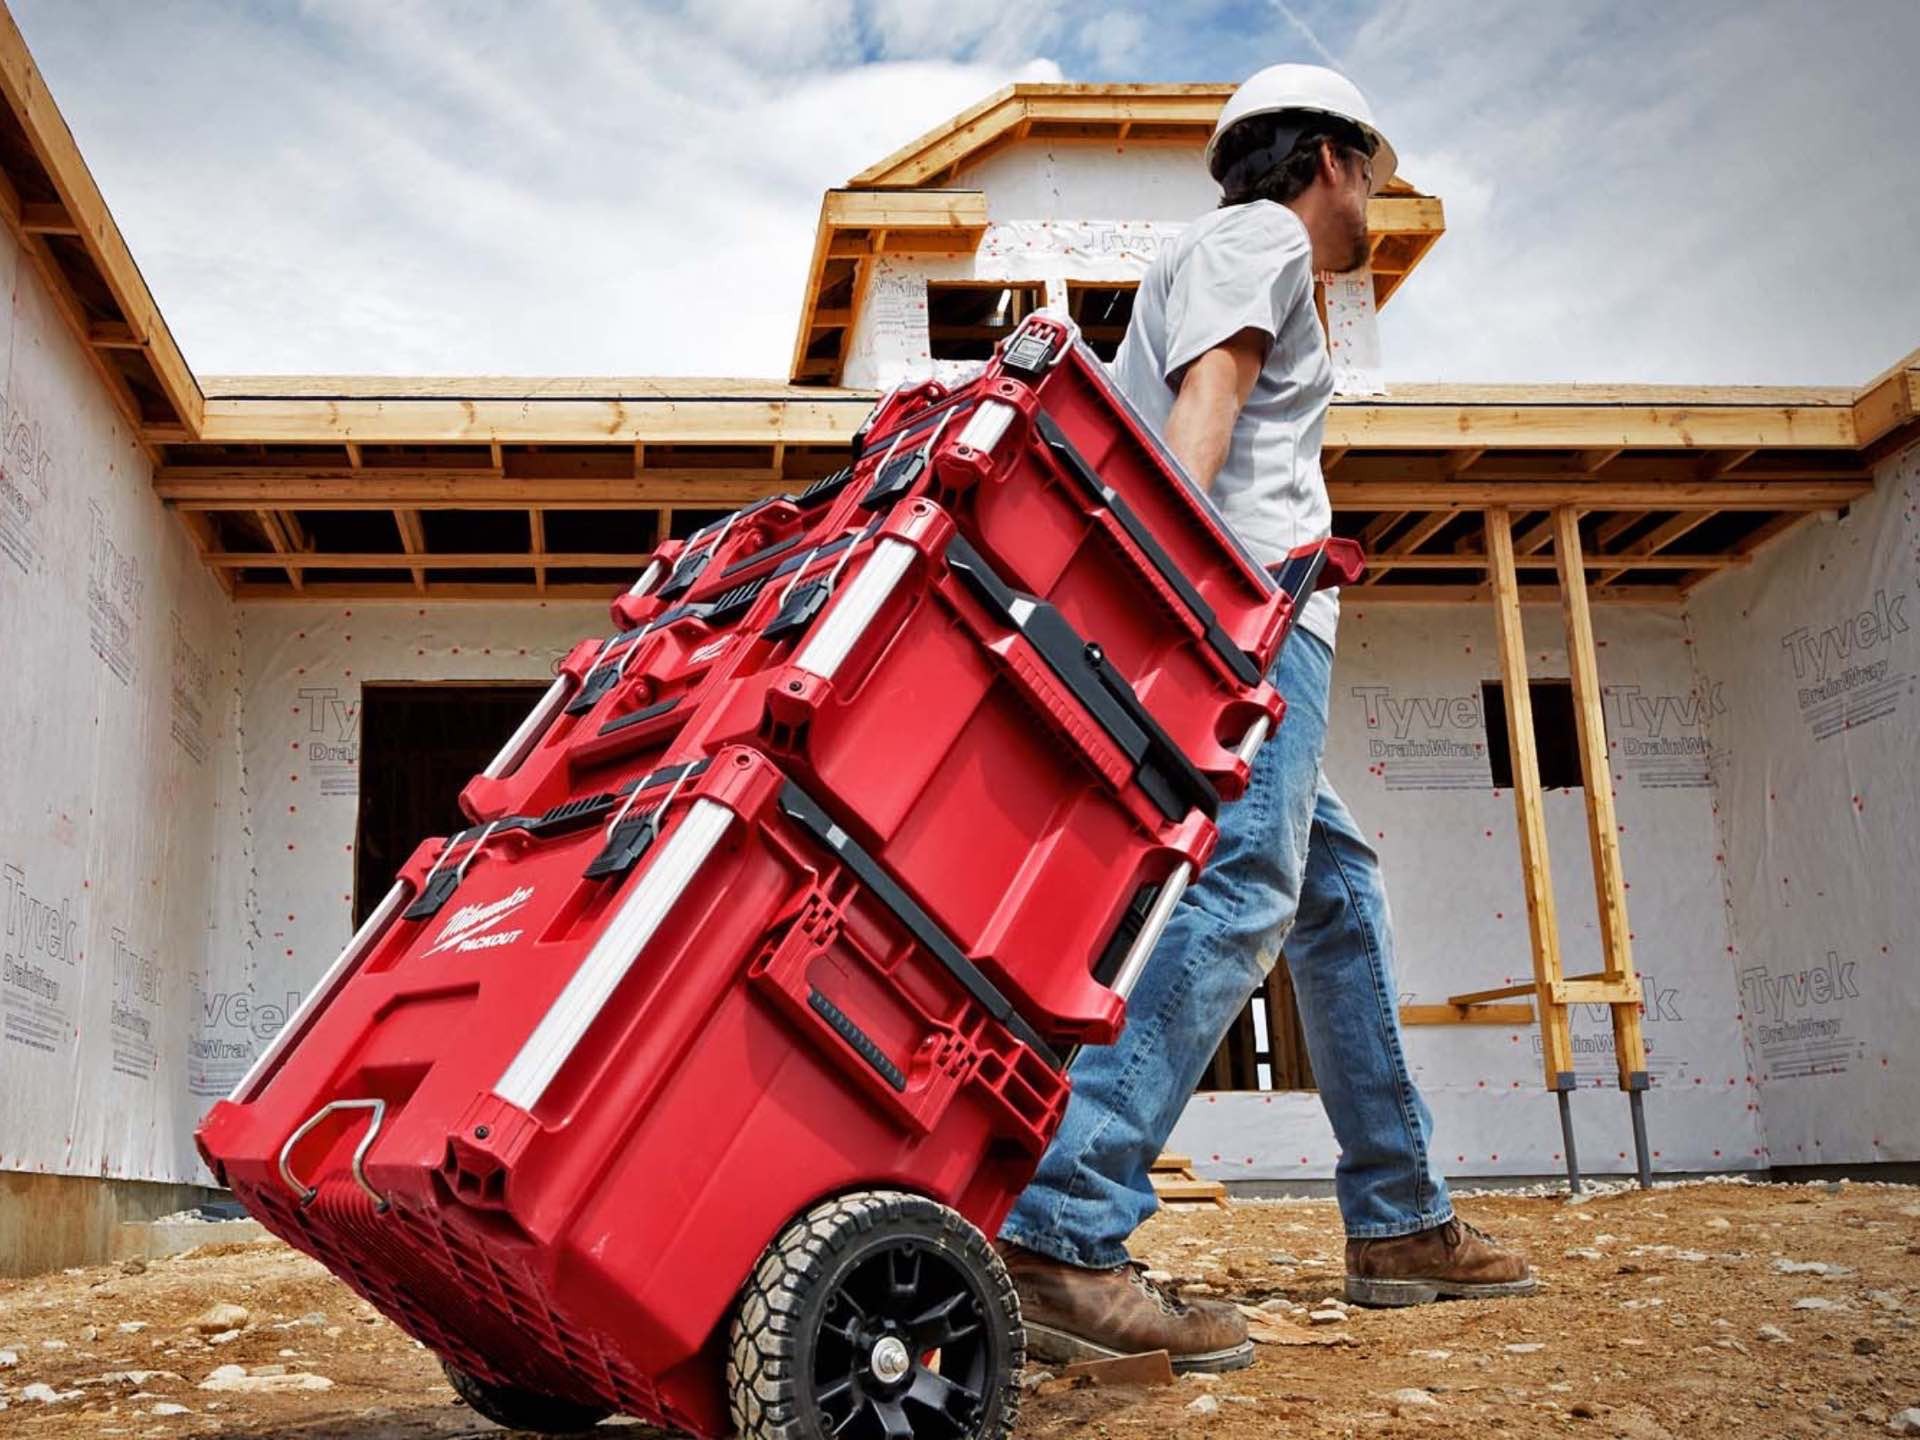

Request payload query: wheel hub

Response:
[868,1335,912,1384]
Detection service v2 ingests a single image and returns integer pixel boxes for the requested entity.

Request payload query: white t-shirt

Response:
[1109,200,1339,650]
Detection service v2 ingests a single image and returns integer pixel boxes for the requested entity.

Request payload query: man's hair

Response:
[1215,113,1372,208]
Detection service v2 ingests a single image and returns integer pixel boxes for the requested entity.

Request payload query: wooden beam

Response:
[1347,583,1682,606]
[1594,510,1717,587]
[1359,510,1406,548]
[1328,403,1856,450]
[1851,353,1920,446]
[1400,1003,1536,1027]
[344,441,363,468]
[1592,510,1648,547]
[392,508,427,592]
[1554,503,1648,1090]
[1365,509,1454,580]
[197,395,868,446]
[1376,551,1741,571]
[1444,446,1485,476]
[253,508,303,592]
[173,509,234,597]
[205,550,653,570]
[1325,477,1869,510]
[157,467,784,508]
[1698,447,1756,477]
[1322,445,1349,473]
[18,200,76,234]
[233,580,621,603]
[529,508,547,594]
[1480,507,1576,1088]
[86,319,142,348]
[1577,447,1622,473]
[1444,982,1538,1007]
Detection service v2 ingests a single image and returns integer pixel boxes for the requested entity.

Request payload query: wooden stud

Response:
[344,441,363,468]
[529,508,547,595]
[1470,507,1576,1088]
[1553,506,1649,1093]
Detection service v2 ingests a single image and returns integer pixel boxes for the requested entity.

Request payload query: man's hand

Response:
[1163,327,1267,493]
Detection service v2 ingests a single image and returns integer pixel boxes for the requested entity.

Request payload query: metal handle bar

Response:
[278,1097,390,1212]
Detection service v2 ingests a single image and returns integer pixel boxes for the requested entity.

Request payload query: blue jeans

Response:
[1001,630,1453,1266]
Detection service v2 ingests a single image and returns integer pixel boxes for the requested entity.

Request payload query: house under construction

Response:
[0,9,1913,1276]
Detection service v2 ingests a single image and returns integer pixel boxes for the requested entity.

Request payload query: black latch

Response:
[581,760,710,879]
[563,658,627,716]
[402,864,465,920]
[656,548,710,599]
[1000,326,1059,379]
[704,577,766,626]
[860,451,926,511]
[762,580,832,642]
[795,466,856,510]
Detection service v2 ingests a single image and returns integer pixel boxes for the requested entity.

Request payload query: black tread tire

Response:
[442,1358,613,1434]
[728,1190,1024,1440]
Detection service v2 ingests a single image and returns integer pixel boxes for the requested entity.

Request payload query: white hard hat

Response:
[1205,63,1397,195]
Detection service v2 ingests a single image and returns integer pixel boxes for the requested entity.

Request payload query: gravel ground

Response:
[2,1179,1917,1438]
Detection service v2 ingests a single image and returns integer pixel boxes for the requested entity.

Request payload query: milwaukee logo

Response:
[425,886,535,957]
[1780,589,1909,681]
[1738,952,1860,1021]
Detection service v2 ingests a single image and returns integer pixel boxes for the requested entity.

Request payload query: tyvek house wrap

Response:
[0,219,239,1185]
[1689,441,1920,1170]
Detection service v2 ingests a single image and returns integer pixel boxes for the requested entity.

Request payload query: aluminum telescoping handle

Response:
[1109,864,1192,1001]
[1234,715,1271,767]
[481,674,571,780]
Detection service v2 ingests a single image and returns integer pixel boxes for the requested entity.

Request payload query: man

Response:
[997,64,1535,1374]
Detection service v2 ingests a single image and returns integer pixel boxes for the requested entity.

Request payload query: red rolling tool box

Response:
[197,315,1361,1440]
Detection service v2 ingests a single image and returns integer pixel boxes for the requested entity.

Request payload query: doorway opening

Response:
[353,682,549,926]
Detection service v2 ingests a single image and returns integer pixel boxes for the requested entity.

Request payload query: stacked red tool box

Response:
[197,315,1360,1440]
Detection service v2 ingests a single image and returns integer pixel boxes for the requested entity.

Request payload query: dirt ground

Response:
[1,1179,1916,1438]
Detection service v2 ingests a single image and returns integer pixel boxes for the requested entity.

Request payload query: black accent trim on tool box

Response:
[944,535,1219,823]
[1032,411,1262,688]
[776,784,1063,1070]
[595,695,683,738]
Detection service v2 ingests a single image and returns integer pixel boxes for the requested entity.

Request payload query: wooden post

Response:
[1552,507,1653,1184]
[1484,507,1577,1093]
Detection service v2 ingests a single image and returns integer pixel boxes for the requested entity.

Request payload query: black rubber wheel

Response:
[442,1358,613,1434]
[729,1190,1024,1440]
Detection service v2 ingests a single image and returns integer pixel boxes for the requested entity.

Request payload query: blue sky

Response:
[13,0,1920,385]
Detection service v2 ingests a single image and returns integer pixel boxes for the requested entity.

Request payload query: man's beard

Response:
[1337,211,1370,273]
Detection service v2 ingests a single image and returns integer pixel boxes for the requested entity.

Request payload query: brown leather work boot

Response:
[996,1242,1253,1373]
[1345,1217,1538,1307]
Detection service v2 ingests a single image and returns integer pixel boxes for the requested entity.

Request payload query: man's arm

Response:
[1161,327,1268,493]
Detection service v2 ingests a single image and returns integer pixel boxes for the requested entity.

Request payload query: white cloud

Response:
[10,0,1062,376]
[1343,0,1920,383]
